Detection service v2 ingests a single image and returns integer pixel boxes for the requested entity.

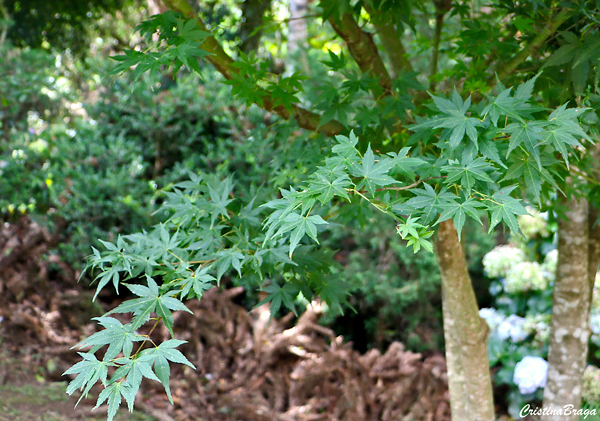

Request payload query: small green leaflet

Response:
[441,157,494,195]
[174,265,215,299]
[503,121,545,167]
[320,49,347,71]
[64,352,112,405]
[513,72,540,102]
[404,183,457,224]
[331,131,360,162]
[108,277,192,335]
[479,138,506,168]
[350,144,397,194]
[436,198,483,239]
[430,89,482,148]
[111,357,160,411]
[273,212,328,257]
[210,248,246,281]
[387,147,426,178]
[139,339,196,404]
[255,282,298,318]
[481,87,523,126]
[75,317,145,361]
[316,277,351,314]
[93,382,131,421]
[308,171,352,204]
[487,187,528,234]
[542,103,589,167]
[502,153,558,203]
[395,216,434,253]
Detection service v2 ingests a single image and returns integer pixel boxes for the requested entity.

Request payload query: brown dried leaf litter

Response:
[0,216,450,421]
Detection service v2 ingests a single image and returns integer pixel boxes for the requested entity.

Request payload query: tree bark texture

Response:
[434,219,495,421]
[239,0,271,55]
[542,198,591,420]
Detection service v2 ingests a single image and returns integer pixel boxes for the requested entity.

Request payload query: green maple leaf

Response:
[209,248,246,281]
[542,104,590,167]
[64,353,113,404]
[441,157,494,195]
[479,138,506,168]
[110,357,160,411]
[94,382,131,421]
[502,153,559,203]
[139,339,195,404]
[396,215,425,239]
[406,230,434,253]
[316,277,351,314]
[503,121,545,167]
[351,144,397,194]
[386,147,426,178]
[513,72,540,102]
[255,282,298,317]
[396,216,434,252]
[436,198,484,239]
[431,89,482,148]
[404,184,457,224]
[273,212,328,257]
[542,32,579,69]
[482,87,523,126]
[487,187,528,234]
[174,266,215,299]
[75,317,145,361]
[308,171,351,204]
[320,49,347,71]
[108,277,191,335]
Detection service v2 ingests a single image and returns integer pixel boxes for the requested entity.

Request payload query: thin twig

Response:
[376,176,447,192]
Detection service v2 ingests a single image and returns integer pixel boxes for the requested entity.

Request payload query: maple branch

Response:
[430,0,452,90]
[376,176,447,192]
[494,8,572,81]
[327,12,393,95]
[363,4,413,76]
[161,0,345,137]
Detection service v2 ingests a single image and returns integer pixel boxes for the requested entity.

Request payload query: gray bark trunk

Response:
[434,219,495,421]
[542,198,591,420]
[288,0,307,55]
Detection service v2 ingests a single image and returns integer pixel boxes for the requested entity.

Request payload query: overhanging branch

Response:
[161,0,345,136]
[363,3,413,76]
[494,8,571,81]
[327,12,393,95]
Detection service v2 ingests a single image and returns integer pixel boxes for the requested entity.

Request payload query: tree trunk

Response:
[239,0,271,55]
[434,219,495,421]
[542,197,591,420]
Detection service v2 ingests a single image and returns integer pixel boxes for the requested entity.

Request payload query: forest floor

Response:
[0,346,155,421]
[0,216,451,421]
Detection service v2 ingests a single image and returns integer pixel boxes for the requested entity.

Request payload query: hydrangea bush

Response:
[480,209,600,417]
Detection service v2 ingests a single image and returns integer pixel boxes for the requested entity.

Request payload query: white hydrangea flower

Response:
[513,356,548,394]
[517,208,550,240]
[592,272,600,312]
[504,261,547,293]
[541,249,558,282]
[479,308,506,331]
[583,365,600,404]
[498,314,528,342]
[483,245,526,279]
[591,314,600,336]
[523,314,551,345]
